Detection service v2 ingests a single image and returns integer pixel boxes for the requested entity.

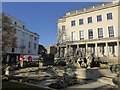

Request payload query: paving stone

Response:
[65,81,107,89]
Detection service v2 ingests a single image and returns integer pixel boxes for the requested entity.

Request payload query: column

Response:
[95,43,98,57]
[60,47,63,58]
[85,44,88,56]
[117,41,120,64]
[66,45,69,54]
[105,42,108,56]
[77,44,79,50]
[6,55,9,63]
[64,47,67,56]
[58,47,60,57]
[76,44,79,54]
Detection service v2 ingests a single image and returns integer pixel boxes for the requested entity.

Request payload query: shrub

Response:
[49,76,77,89]
[57,60,66,66]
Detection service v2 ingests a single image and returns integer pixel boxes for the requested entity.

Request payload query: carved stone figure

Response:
[86,53,94,68]
[110,64,120,87]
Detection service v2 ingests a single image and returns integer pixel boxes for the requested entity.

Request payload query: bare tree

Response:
[2,13,17,56]
[57,29,65,44]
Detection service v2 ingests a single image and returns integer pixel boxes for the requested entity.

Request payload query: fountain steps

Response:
[97,77,115,86]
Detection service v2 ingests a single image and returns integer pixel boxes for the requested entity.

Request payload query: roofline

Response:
[3,12,40,37]
[57,2,120,23]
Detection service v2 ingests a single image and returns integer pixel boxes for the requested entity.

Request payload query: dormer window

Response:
[23,25,25,29]
[14,21,17,25]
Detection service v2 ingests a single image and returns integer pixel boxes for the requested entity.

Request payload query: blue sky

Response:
[2,2,100,46]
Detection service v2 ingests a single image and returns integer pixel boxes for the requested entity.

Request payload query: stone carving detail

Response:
[110,64,120,86]
[56,46,98,68]
[76,48,96,68]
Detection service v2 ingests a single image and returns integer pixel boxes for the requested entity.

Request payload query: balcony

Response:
[66,36,120,44]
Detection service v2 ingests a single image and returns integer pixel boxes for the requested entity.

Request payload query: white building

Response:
[5,13,39,55]
[57,1,120,64]
[0,14,2,60]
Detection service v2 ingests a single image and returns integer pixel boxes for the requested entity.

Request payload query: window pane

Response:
[88,17,92,23]
[79,30,84,40]
[71,20,75,26]
[109,46,115,54]
[34,43,36,50]
[88,29,93,39]
[108,26,114,37]
[97,15,102,22]
[71,31,76,41]
[79,19,84,25]
[62,26,65,31]
[107,13,112,20]
[98,28,103,38]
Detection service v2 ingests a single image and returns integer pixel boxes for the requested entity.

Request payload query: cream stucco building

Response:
[57,1,120,64]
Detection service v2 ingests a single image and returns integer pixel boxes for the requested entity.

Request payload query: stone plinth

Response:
[75,68,102,80]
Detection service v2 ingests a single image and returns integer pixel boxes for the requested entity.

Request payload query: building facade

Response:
[0,15,2,60]
[57,1,120,64]
[5,13,39,55]
[45,45,57,55]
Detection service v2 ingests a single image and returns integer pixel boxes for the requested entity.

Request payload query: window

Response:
[28,50,30,54]
[91,47,95,54]
[108,26,114,37]
[98,28,103,38]
[97,15,102,22]
[34,37,37,40]
[34,43,36,50]
[88,29,93,39]
[79,30,84,40]
[71,20,75,26]
[88,17,92,23]
[62,26,65,31]
[21,39,25,46]
[79,19,84,25]
[107,13,112,20]
[30,35,33,39]
[23,32,25,37]
[99,46,104,54]
[12,48,15,52]
[81,47,86,54]
[28,42,31,48]
[14,21,17,25]
[23,25,25,29]
[71,31,76,41]
[109,46,115,54]
[26,33,27,37]
[14,29,16,34]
